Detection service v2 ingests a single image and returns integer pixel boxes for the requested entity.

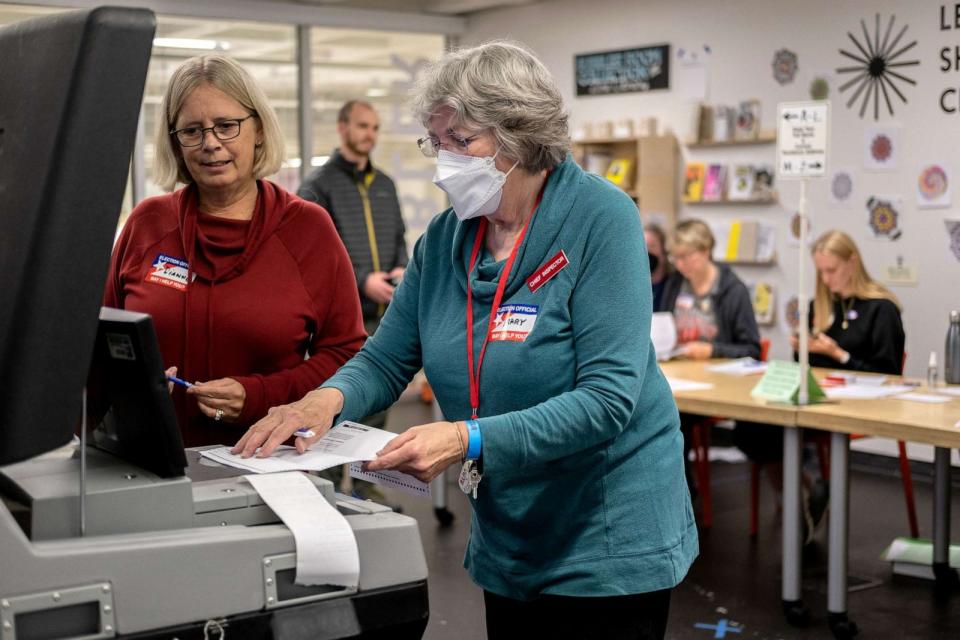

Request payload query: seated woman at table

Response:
[791,229,904,373]
[660,219,760,360]
[734,229,905,535]
[660,219,760,496]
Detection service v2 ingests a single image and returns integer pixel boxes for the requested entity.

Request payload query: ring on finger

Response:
[215,408,224,422]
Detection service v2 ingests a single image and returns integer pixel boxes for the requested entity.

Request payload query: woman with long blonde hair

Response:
[792,229,904,373]
[738,231,905,543]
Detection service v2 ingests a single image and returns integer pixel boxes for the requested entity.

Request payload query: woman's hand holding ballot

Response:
[365,421,467,483]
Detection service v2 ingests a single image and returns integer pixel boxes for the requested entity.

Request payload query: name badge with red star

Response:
[490,304,538,342]
[146,253,189,291]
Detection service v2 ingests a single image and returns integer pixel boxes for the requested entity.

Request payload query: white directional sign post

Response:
[776,101,829,407]
[776,101,830,616]
[777,102,829,179]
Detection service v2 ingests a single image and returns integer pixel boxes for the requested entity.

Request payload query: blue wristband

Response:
[465,419,482,460]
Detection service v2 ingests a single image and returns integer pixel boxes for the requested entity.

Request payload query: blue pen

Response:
[294,429,316,438]
[167,374,194,389]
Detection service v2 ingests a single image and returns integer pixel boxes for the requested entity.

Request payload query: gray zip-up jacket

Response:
[297,149,407,320]
[658,263,760,359]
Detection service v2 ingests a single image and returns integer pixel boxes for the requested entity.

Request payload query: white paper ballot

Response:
[349,462,431,498]
[200,421,397,473]
[666,377,714,392]
[935,387,960,397]
[651,312,679,361]
[245,472,360,587]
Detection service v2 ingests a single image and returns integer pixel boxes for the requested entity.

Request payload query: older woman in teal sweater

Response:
[234,41,696,639]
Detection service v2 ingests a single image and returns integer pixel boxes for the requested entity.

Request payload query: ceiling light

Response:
[365,88,387,98]
[153,37,231,51]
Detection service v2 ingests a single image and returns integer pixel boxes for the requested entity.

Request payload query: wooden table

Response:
[661,360,960,639]
[797,386,960,637]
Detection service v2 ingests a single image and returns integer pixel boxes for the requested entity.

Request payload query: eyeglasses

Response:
[416,132,481,158]
[169,114,258,147]
[668,250,698,265]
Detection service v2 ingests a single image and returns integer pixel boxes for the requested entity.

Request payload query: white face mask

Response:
[432,149,518,221]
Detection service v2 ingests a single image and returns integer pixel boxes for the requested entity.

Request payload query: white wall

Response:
[464,0,960,375]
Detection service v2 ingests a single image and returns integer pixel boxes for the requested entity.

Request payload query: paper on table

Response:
[895,392,953,404]
[651,312,678,361]
[706,358,768,376]
[935,387,960,397]
[245,472,359,587]
[824,384,913,399]
[200,421,397,473]
[666,377,714,392]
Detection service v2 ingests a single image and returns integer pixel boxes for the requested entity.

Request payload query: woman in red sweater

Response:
[104,55,365,447]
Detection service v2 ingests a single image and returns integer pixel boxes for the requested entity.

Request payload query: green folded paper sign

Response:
[750,360,826,405]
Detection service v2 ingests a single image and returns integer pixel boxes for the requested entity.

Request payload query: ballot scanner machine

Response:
[0,8,428,639]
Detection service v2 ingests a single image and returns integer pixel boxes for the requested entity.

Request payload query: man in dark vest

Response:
[298,100,407,337]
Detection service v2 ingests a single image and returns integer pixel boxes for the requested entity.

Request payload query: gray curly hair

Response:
[411,41,570,172]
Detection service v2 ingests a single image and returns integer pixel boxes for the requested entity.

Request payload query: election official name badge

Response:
[145,253,189,291]
[490,304,538,342]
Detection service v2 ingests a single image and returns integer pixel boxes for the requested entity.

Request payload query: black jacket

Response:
[297,149,407,320]
[659,264,761,359]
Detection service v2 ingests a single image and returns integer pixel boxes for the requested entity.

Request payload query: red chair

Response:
[749,352,918,538]
[691,338,770,529]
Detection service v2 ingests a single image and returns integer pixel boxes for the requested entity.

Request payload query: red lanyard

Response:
[465,189,544,419]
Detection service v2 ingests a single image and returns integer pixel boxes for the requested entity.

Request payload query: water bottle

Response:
[946,310,960,385]
[927,351,938,388]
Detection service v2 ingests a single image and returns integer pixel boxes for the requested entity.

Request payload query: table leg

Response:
[827,432,858,638]
[782,427,809,626]
[933,447,958,589]
[432,398,454,526]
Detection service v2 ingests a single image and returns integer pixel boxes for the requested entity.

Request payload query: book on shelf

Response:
[755,225,776,262]
[682,162,706,202]
[750,282,775,325]
[713,105,733,142]
[753,164,775,199]
[702,164,726,201]
[604,157,634,189]
[712,219,775,264]
[734,99,761,141]
[696,104,714,142]
[584,151,612,177]
[728,164,756,200]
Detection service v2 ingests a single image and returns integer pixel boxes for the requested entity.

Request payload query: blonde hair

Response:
[154,54,285,191]
[672,219,715,255]
[811,230,901,333]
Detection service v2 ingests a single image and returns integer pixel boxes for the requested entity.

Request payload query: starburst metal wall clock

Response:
[836,14,919,120]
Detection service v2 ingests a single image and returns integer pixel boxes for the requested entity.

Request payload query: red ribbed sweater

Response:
[103,180,365,447]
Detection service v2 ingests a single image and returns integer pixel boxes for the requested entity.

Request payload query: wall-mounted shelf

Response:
[572,135,679,227]
[686,131,777,148]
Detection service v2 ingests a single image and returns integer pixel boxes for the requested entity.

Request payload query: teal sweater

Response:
[324,156,697,600]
